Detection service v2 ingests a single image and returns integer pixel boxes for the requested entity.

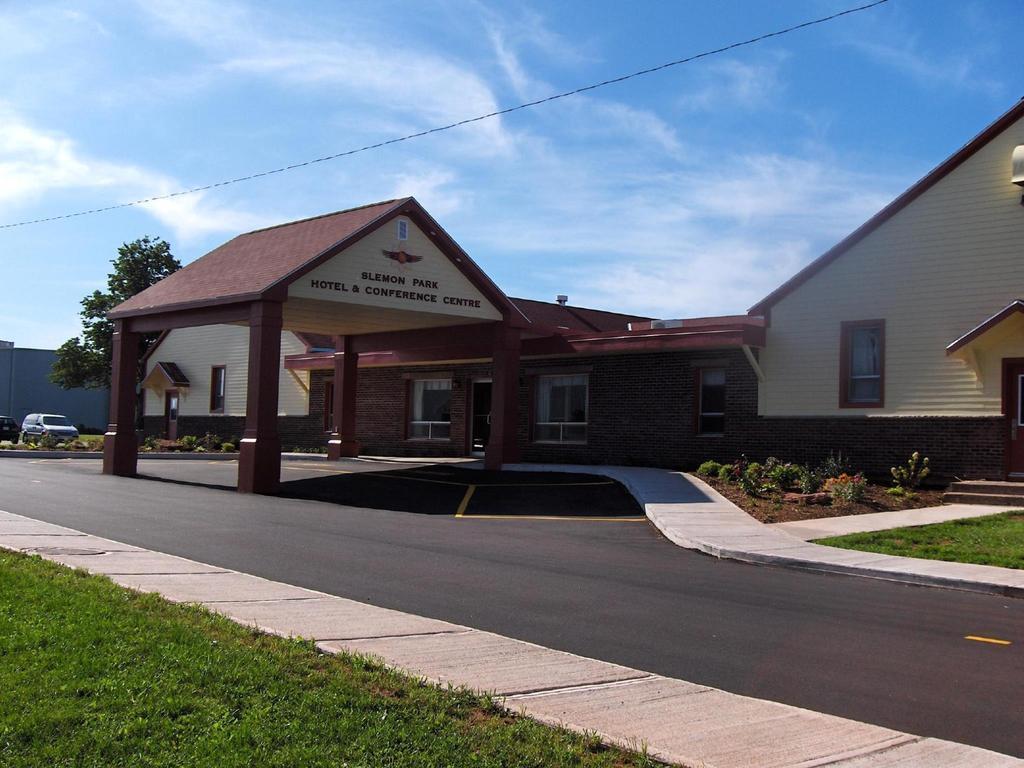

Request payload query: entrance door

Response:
[1006,362,1024,478]
[471,381,492,453]
[165,390,179,441]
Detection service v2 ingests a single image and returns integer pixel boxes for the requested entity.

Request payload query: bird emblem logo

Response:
[382,249,423,265]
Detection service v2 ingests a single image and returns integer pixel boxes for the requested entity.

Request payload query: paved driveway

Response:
[2,458,1023,757]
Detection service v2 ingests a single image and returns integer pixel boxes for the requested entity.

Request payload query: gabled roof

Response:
[142,361,191,388]
[946,300,1024,354]
[112,200,405,317]
[109,198,523,325]
[749,98,1024,317]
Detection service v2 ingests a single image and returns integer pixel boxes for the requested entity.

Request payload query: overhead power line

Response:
[0,0,889,231]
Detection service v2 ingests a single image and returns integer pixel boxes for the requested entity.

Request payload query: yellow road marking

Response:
[455,485,477,517]
[965,635,1011,646]
[458,515,647,522]
[382,473,471,486]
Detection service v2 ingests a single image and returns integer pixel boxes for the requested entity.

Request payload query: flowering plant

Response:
[824,473,867,504]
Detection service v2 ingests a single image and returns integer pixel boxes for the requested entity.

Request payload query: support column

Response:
[238,301,283,494]
[327,335,360,459]
[485,323,521,471]
[103,320,140,477]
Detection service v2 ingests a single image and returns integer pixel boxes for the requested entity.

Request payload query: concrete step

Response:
[948,480,1024,496]
[941,491,1024,507]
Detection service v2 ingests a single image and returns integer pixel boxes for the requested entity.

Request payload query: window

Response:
[534,374,588,443]
[210,366,226,413]
[409,378,451,440]
[323,377,334,433]
[397,219,408,241]
[697,368,726,434]
[840,320,885,407]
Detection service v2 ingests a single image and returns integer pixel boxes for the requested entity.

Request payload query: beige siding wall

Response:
[143,326,308,417]
[759,112,1024,416]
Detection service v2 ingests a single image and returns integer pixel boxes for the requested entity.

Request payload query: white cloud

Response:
[138,0,512,155]
[679,56,786,112]
[386,167,465,218]
[853,40,1002,97]
[0,104,269,243]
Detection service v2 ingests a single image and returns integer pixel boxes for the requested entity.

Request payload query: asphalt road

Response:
[3,458,1023,757]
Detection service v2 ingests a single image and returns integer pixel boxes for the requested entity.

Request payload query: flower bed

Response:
[694,453,942,524]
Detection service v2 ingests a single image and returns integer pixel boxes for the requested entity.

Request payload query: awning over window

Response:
[142,361,190,390]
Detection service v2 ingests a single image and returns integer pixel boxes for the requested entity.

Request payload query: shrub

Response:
[767,460,801,491]
[891,451,930,489]
[796,465,823,494]
[739,462,769,496]
[221,441,236,453]
[716,464,733,482]
[143,436,158,450]
[697,460,722,478]
[825,473,867,504]
[885,486,916,499]
[817,451,852,479]
[199,432,223,451]
[178,435,199,451]
[38,433,58,450]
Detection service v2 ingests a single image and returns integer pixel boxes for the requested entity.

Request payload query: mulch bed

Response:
[702,477,945,524]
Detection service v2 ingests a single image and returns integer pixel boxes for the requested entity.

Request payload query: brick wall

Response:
[147,348,1008,480]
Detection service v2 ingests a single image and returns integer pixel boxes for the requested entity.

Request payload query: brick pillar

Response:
[327,335,360,459]
[238,301,283,494]
[102,320,140,477]
[485,323,521,471]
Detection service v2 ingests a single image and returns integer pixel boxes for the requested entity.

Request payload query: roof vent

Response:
[555,294,568,306]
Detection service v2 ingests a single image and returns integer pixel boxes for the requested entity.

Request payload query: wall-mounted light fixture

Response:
[1013,145,1024,206]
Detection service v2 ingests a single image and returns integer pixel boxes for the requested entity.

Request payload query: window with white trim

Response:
[534,374,588,443]
[409,379,451,440]
[698,368,725,435]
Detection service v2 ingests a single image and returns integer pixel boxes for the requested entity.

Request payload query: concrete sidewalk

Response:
[774,503,1016,541]
[1,508,1019,768]
[503,464,1024,599]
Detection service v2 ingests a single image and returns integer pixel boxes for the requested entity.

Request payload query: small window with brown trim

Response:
[210,366,226,413]
[697,368,726,435]
[840,320,885,407]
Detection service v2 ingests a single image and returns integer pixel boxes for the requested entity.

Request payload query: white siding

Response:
[143,326,308,417]
[759,112,1024,416]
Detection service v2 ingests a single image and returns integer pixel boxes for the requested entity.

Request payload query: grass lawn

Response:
[76,434,104,445]
[819,511,1024,569]
[0,551,658,767]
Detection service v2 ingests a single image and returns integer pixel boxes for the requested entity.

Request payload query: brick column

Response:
[327,335,360,459]
[485,323,521,470]
[238,301,283,494]
[102,319,140,477]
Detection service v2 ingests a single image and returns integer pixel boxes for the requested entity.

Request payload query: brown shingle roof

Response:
[111,199,407,316]
[509,298,650,332]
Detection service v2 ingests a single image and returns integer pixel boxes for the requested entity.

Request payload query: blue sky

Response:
[0,0,1019,347]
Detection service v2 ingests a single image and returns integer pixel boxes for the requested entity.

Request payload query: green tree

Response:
[51,237,180,390]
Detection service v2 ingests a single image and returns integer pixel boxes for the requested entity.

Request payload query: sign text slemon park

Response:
[288,222,502,321]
